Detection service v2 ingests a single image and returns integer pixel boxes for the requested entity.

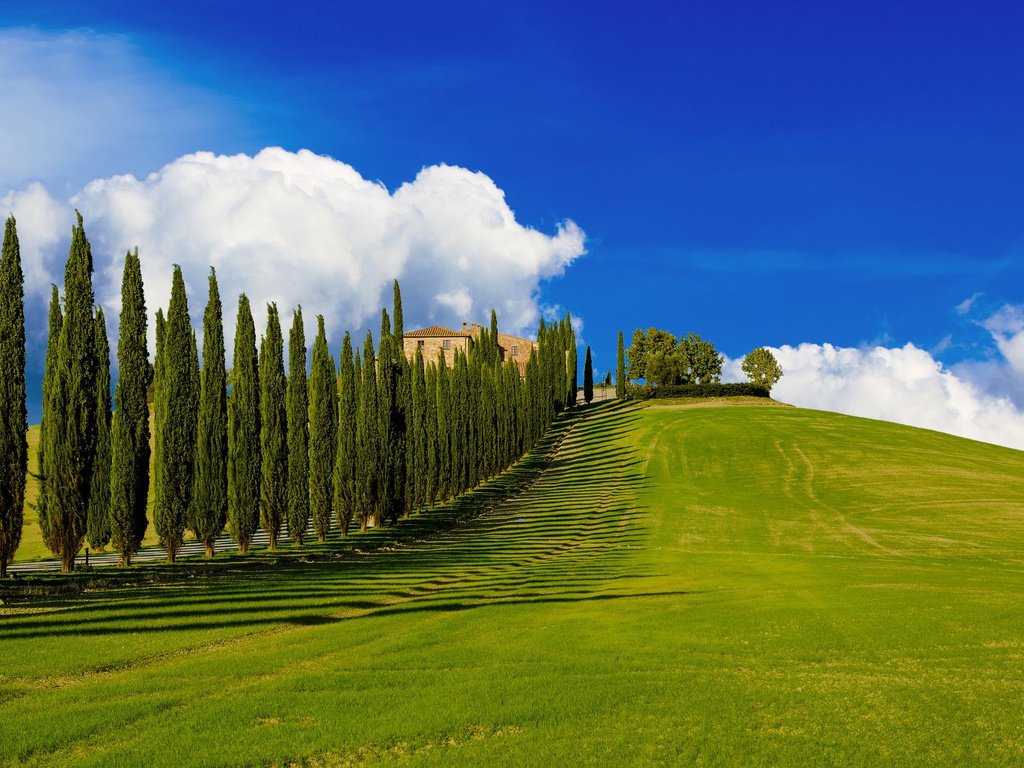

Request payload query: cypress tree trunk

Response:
[191,268,227,558]
[260,304,287,550]
[0,217,26,578]
[228,295,260,553]
[41,212,98,573]
[333,333,357,535]
[309,316,336,543]
[86,308,112,550]
[154,266,197,564]
[616,331,626,399]
[286,308,309,545]
[584,345,594,404]
[109,249,150,567]
[37,285,61,552]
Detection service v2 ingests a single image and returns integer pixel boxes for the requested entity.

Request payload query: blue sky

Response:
[4,1,1024,445]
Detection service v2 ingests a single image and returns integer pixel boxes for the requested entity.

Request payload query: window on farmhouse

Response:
[443,339,451,350]
[417,340,425,350]
[511,345,519,356]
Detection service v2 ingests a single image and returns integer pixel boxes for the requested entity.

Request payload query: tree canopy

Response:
[742,347,784,391]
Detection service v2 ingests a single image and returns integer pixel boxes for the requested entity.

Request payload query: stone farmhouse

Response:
[403,322,535,375]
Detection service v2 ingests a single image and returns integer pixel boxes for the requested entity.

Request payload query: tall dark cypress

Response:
[424,361,439,508]
[584,345,594,404]
[355,332,378,530]
[286,307,309,545]
[489,309,500,365]
[378,310,404,523]
[41,212,98,573]
[435,352,451,501]
[109,249,149,566]
[566,313,578,408]
[616,330,626,399]
[37,285,61,551]
[154,266,197,563]
[228,295,260,553]
[333,332,357,535]
[410,348,427,513]
[259,304,287,549]
[391,283,409,518]
[86,308,111,549]
[152,308,166,515]
[392,279,404,349]
[191,268,227,557]
[308,316,336,542]
[0,217,26,577]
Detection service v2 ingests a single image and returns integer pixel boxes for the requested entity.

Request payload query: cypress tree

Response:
[584,345,594,404]
[566,313,578,408]
[490,309,500,365]
[452,351,469,495]
[260,304,287,549]
[392,280,404,349]
[392,283,410,519]
[435,352,451,500]
[41,212,98,573]
[309,316,336,542]
[333,332,357,535]
[355,332,378,530]
[0,217,26,577]
[616,330,626,398]
[86,308,112,549]
[154,266,197,563]
[423,361,439,508]
[191,268,227,557]
[286,307,309,545]
[109,249,149,566]
[228,295,260,553]
[152,308,166,515]
[377,311,401,524]
[37,285,61,551]
[410,348,427,513]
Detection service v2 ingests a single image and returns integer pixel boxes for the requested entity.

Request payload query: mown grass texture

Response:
[2,401,1024,766]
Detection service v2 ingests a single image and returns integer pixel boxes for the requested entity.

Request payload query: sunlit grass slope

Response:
[3,402,1024,766]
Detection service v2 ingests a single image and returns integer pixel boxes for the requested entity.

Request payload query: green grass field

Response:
[3,401,1024,766]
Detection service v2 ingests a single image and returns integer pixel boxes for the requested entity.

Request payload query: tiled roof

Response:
[404,325,470,338]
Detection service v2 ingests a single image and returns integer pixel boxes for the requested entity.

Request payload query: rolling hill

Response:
[2,400,1023,766]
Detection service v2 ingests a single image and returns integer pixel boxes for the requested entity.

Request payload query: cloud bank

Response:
[5,148,586,362]
[720,314,1024,451]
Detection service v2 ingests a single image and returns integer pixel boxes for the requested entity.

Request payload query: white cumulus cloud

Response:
[757,341,1024,450]
[7,147,585,363]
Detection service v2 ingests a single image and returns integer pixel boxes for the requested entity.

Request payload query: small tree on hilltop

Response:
[678,332,723,385]
[742,347,784,391]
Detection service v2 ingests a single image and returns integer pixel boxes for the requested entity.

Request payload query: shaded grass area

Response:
[2,402,1024,766]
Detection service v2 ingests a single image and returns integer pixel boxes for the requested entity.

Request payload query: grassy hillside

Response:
[2,402,1024,766]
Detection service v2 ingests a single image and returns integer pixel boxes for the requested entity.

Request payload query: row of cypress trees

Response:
[19,215,578,573]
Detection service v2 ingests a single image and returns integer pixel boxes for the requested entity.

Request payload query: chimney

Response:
[462,321,467,331]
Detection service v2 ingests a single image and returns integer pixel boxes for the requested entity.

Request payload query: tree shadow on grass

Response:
[0,401,658,645]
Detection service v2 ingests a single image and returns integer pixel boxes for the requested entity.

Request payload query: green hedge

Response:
[626,382,771,400]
